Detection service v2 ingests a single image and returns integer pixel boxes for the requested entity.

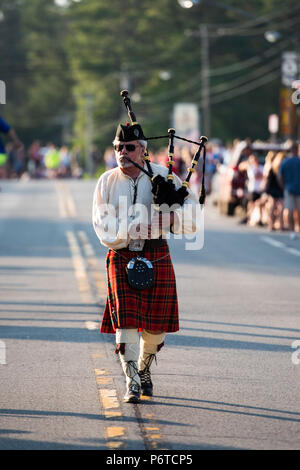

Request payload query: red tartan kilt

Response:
[100,241,179,333]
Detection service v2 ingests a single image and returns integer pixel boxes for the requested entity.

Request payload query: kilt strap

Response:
[111,238,170,263]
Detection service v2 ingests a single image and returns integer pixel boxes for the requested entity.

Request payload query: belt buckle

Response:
[128,239,145,251]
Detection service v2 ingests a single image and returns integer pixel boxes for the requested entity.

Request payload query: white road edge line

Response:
[261,236,300,257]
[261,236,284,248]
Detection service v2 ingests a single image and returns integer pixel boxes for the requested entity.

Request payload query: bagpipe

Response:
[120,89,208,207]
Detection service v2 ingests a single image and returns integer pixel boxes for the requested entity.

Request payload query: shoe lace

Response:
[140,369,151,385]
[125,360,140,389]
[139,353,156,384]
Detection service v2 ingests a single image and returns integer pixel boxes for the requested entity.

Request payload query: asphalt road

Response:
[0,178,299,451]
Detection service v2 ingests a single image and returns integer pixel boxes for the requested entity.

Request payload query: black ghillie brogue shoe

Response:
[139,353,156,396]
[123,360,141,403]
[139,368,153,396]
[123,382,140,403]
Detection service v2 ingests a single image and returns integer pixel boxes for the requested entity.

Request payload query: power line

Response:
[213,14,300,37]
[136,43,286,106]
[208,69,281,105]
[208,35,295,77]
[208,57,281,96]
[205,2,300,34]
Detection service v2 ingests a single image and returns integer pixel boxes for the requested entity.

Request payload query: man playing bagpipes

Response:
[92,92,206,403]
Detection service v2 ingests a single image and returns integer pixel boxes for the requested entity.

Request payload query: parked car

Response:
[217,140,289,216]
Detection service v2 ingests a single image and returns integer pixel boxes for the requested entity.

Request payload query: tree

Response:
[67,0,300,153]
[0,0,73,145]
[1,0,299,155]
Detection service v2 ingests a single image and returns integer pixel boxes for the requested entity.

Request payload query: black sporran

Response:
[126,256,155,290]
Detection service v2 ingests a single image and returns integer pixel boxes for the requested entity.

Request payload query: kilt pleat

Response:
[100,241,179,333]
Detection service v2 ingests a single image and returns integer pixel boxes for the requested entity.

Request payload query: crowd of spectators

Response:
[1,114,299,237]
[2,140,85,180]
[236,142,300,238]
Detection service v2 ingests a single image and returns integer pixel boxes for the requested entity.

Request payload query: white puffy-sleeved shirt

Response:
[92,162,202,250]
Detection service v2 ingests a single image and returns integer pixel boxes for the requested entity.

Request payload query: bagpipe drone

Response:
[119,89,208,207]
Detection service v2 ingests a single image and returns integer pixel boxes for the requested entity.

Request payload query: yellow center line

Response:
[96,376,113,385]
[106,426,125,439]
[58,187,127,448]
[56,186,67,218]
[55,182,77,218]
[91,357,126,448]
[77,230,107,297]
[71,229,166,450]
[65,231,93,303]
[142,413,166,449]
[91,353,105,359]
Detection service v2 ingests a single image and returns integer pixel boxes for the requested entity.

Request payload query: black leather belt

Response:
[144,238,167,248]
[116,238,167,253]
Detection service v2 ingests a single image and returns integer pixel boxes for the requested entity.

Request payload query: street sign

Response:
[280,88,295,137]
[0,80,5,104]
[173,103,200,142]
[268,114,279,134]
[281,52,299,87]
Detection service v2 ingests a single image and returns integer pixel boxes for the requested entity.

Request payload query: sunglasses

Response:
[114,143,137,153]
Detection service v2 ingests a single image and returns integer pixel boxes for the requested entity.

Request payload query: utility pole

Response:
[120,65,131,119]
[200,24,210,138]
[187,25,211,137]
[180,0,274,139]
[85,92,94,175]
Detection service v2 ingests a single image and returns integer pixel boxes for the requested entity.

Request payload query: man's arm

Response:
[8,128,23,149]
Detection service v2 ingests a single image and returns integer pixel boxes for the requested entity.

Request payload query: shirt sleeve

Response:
[92,174,130,250]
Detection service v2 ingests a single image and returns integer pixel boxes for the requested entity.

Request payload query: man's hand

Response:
[151,212,174,231]
[129,213,179,240]
[129,223,151,240]
[151,212,179,236]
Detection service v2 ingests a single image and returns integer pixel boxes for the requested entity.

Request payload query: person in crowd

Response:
[58,145,71,177]
[103,146,118,170]
[27,140,44,178]
[264,151,285,231]
[44,143,60,178]
[0,115,23,179]
[238,153,264,225]
[181,145,200,195]
[90,145,101,174]
[202,143,216,196]
[11,145,26,178]
[278,143,300,239]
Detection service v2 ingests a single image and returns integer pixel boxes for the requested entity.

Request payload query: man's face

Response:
[114,140,144,169]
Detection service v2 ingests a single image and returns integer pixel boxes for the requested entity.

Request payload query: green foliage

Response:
[1,0,73,145]
[1,0,299,157]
